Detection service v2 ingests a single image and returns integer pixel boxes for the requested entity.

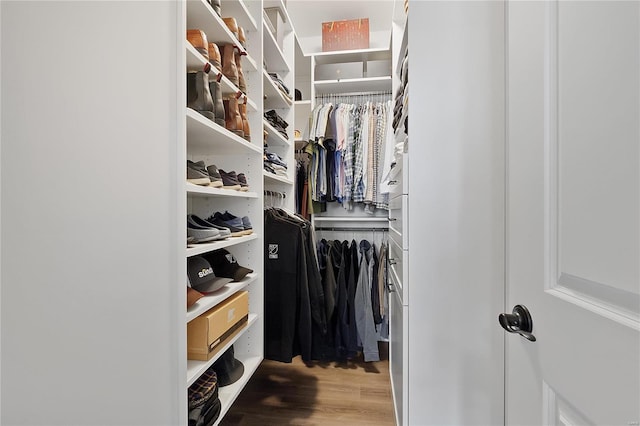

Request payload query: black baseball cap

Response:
[204,249,253,282]
[187,256,233,294]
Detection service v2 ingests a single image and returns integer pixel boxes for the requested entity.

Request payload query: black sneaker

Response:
[218,169,241,191]
[207,213,245,237]
[187,160,211,186]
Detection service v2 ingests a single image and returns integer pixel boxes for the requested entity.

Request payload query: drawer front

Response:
[388,238,405,287]
[388,194,407,249]
[388,252,403,303]
[390,289,408,426]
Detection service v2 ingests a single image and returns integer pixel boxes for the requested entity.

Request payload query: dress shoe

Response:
[224,98,244,137]
[187,71,215,120]
[187,29,209,61]
[220,44,239,87]
[238,103,250,142]
[222,17,239,41]
[209,0,221,16]
[235,51,246,93]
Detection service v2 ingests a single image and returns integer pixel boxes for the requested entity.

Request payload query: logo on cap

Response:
[225,254,237,264]
[198,267,214,278]
[269,244,278,259]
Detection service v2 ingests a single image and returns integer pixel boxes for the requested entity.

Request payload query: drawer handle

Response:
[389,180,397,185]
[388,283,396,293]
[388,217,397,221]
[389,258,397,265]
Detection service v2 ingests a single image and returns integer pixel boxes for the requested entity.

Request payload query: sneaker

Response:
[237,173,249,192]
[220,211,253,235]
[206,214,245,237]
[218,169,241,190]
[187,217,222,243]
[187,214,231,239]
[206,164,223,188]
[187,160,211,186]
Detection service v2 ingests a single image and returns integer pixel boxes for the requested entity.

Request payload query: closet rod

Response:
[313,216,389,222]
[315,227,388,232]
[315,90,392,97]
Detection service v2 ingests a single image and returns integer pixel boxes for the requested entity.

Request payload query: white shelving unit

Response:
[314,76,393,94]
[263,2,296,210]
[185,0,265,424]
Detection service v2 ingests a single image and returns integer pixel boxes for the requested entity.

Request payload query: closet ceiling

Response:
[286,0,395,54]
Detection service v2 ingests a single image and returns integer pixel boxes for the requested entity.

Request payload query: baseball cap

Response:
[204,249,253,282]
[187,256,233,293]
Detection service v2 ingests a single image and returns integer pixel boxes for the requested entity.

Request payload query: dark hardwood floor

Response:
[221,343,396,426]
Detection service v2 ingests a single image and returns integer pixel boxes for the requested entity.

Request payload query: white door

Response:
[506,1,639,425]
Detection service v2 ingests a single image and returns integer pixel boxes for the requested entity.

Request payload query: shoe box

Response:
[187,291,249,361]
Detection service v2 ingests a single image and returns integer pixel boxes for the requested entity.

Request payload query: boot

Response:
[238,27,247,50]
[221,44,239,87]
[187,29,209,61]
[208,80,226,128]
[222,17,239,41]
[238,103,251,142]
[208,0,221,16]
[187,71,214,120]
[235,51,246,93]
[224,98,244,137]
[207,42,222,73]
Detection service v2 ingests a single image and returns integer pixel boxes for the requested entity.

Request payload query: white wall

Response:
[1,2,183,424]
[406,2,505,424]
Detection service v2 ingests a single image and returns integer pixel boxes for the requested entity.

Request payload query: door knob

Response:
[498,304,536,342]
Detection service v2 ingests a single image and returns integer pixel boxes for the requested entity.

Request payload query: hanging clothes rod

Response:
[315,227,388,232]
[313,216,388,222]
[316,90,392,98]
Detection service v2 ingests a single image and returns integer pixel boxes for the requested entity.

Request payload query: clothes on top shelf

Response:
[304,100,393,214]
[263,208,389,363]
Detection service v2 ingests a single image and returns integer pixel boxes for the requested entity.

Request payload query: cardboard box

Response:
[322,18,369,52]
[187,291,249,361]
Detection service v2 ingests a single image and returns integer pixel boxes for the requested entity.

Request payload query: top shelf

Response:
[311,47,392,65]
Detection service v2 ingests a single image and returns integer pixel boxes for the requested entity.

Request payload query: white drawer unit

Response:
[390,286,409,426]
[388,194,408,249]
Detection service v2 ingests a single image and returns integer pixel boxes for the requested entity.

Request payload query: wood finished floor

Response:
[221,343,396,426]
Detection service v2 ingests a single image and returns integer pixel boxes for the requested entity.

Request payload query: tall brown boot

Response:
[224,98,244,137]
[222,17,239,41]
[221,44,239,87]
[235,51,246,94]
[238,27,247,50]
[238,103,251,141]
[207,43,225,127]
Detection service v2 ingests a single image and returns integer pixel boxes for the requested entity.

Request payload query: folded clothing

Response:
[268,72,290,95]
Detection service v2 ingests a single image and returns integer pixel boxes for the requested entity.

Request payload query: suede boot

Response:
[235,51,246,94]
[224,98,244,137]
[238,27,247,50]
[238,103,250,141]
[222,17,239,41]
[187,29,209,61]
[221,44,239,87]
[187,71,214,120]
[207,42,225,126]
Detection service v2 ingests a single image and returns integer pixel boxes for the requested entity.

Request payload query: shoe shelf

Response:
[263,119,291,147]
[187,273,258,323]
[263,69,293,109]
[185,42,257,112]
[186,313,259,386]
[187,233,259,258]
[262,18,289,73]
[220,0,257,33]
[187,182,258,199]
[186,108,261,155]
[314,76,392,95]
[186,0,256,69]
[263,171,293,185]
